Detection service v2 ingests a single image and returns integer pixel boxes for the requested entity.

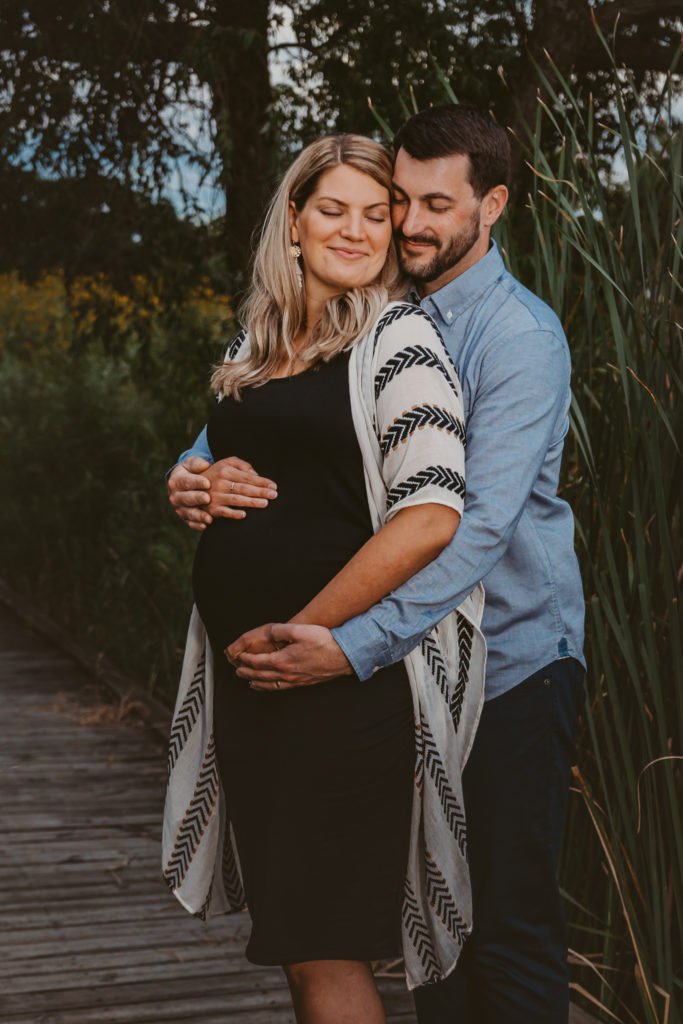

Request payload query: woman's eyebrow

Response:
[316,195,390,209]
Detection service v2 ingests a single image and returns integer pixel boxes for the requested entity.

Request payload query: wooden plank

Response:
[0,944,250,979]
[1,975,302,1015]
[0,924,248,961]
[1,837,162,861]
[0,812,158,829]
[0,902,190,929]
[5,962,288,996]
[0,1005,296,1024]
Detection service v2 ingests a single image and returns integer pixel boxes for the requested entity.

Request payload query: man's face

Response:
[391,148,486,295]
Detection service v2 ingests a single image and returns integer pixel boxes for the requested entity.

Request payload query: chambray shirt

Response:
[177,242,585,699]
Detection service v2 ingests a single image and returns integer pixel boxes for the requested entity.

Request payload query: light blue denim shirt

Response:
[177,242,585,699]
[333,242,585,697]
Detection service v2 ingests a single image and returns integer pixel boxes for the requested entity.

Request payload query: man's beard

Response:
[396,209,481,282]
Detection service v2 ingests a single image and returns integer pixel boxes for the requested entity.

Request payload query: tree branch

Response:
[4,17,199,71]
[595,0,683,27]
[573,34,682,73]
[267,40,316,55]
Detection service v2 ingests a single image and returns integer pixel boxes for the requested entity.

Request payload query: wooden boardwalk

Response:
[0,605,416,1023]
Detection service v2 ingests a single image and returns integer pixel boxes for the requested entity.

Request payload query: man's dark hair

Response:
[393,104,511,199]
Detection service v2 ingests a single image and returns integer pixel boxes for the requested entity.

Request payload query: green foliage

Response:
[495,45,682,1024]
[0,279,233,695]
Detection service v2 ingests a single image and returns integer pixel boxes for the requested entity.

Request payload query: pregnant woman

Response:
[163,134,485,1024]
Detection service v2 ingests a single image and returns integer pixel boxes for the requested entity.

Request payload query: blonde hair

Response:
[211,134,405,397]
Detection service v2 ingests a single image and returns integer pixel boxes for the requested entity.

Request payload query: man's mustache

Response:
[395,231,440,248]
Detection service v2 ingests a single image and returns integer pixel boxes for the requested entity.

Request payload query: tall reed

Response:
[496,42,682,1024]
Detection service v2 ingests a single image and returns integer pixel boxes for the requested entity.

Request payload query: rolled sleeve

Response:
[166,424,213,481]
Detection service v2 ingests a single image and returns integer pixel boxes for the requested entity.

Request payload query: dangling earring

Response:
[289,242,302,259]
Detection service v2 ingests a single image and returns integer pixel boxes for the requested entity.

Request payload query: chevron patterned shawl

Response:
[162,300,486,990]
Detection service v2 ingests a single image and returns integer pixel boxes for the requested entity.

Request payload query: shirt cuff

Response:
[331,617,394,682]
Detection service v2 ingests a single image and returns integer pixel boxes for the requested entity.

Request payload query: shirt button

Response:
[446,310,453,320]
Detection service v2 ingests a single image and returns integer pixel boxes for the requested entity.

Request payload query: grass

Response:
[0,274,234,693]
[494,41,682,1023]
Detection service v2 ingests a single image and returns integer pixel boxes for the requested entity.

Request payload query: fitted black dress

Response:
[192,352,414,966]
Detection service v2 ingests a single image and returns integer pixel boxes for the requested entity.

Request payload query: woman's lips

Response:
[330,247,367,260]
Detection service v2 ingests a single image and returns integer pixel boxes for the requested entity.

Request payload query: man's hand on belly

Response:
[226,623,352,691]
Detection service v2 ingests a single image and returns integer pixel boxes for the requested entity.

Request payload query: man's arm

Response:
[235,326,571,683]
[232,502,461,689]
[174,424,213,468]
[333,326,572,678]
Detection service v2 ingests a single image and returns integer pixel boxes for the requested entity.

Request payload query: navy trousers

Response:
[413,658,585,1024]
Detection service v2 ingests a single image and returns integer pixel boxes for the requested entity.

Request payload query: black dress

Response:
[192,352,414,966]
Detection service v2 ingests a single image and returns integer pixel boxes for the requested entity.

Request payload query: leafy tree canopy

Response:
[1,0,680,283]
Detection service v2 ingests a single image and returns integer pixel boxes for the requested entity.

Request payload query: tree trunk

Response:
[208,0,273,282]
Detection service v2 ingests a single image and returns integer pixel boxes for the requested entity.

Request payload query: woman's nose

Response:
[340,213,365,239]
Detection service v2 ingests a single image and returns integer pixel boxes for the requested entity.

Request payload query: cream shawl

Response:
[162,301,486,989]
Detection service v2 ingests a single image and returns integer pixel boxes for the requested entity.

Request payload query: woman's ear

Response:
[289,200,299,244]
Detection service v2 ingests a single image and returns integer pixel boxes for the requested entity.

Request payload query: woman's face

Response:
[290,163,392,302]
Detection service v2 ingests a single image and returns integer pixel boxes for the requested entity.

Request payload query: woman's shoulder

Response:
[371,300,445,354]
[366,300,462,405]
[224,327,249,362]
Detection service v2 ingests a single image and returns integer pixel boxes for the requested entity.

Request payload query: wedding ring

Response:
[229,481,236,493]
[275,681,281,689]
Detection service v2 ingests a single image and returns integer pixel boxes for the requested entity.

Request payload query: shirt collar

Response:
[412,240,506,325]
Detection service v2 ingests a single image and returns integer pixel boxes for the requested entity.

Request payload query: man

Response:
[168,105,585,1023]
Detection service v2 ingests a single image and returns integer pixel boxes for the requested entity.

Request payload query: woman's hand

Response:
[225,622,281,661]
[226,623,352,692]
[204,458,278,520]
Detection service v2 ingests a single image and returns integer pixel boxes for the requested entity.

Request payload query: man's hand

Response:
[167,457,213,531]
[226,623,353,692]
[167,456,277,531]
